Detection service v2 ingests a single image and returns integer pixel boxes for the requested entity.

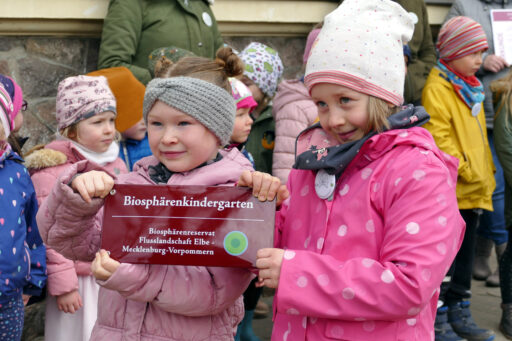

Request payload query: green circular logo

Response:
[223,231,249,256]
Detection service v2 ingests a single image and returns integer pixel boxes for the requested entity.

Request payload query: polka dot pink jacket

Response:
[272,126,465,340]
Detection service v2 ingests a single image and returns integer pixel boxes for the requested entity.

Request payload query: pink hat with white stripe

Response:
[304,0,414,106]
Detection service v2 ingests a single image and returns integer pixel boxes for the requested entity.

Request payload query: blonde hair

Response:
[366,96,399,133]
[154,46,244,93]
[490,69,512,126]
[59,121,121,143]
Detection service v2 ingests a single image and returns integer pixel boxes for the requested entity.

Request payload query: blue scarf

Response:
[436,60,485,110]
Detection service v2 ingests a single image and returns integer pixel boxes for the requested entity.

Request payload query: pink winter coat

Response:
[36,148,255,341]
[272,126,465,340]
[272,79,318,183]
[26,140,127,296]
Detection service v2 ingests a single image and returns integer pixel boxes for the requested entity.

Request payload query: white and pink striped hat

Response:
[304,0,414,106]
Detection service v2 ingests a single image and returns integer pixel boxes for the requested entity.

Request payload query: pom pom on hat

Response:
[305,0,414,106]
[436,16,488,62]
[239,42,284,98]
[56,75,117,131]
[229,78,257,112]
[88,67,145,133]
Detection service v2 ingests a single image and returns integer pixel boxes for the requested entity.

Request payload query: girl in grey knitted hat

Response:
[37,47,284,341]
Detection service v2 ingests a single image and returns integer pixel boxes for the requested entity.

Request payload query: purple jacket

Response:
[272,79,318,183]
[272,126,465,340]
[37,148,255,341]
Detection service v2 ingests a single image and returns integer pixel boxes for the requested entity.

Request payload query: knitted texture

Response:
[143,77,236,145]
[239,42,284,97]
[304,0,414,106]
[0,85,13,139]
[229,77,257,111]
[437,16,488,62]
[0,75,23,126]
[56,75,117,130]
[88,67,145,133]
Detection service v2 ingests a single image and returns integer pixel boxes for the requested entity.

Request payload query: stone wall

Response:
[0,36,307,153]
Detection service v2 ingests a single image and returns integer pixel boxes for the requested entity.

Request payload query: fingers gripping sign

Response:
[237,170,289,205]
[71,170,115,203]
[91,249,120,281]
[255,248,285,288]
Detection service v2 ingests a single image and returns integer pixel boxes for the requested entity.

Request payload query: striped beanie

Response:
[0,85,14,139]
[305,0,414,106]
[437,16,488,62]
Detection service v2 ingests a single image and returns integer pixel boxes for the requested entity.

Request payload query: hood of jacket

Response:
[125,147,254,185]
[272,79,312,117]
[296,117,459,181]
[24,140,86,170]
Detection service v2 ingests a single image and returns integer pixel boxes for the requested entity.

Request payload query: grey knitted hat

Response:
[143,77,236,145]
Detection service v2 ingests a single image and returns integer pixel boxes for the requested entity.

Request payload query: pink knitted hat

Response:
[0,85,14,138]
[229,78,257,112]
[437,16,488,62]
[0,75,23,125]
[305,0,414,106]
[56,75,117,130]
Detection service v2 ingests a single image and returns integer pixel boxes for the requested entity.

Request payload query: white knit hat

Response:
[304,0,414,106]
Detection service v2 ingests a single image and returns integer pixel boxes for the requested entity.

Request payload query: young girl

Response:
[247,0,465,339]
[0,85,46,341]
[87,67,152,171]
[25,75,128,341]
[491,70,512,338]
[227,77,257,167]
[239,42,283,174]
[35,49,269,340]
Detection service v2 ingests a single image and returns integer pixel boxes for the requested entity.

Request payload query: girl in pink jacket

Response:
[249,1,466,340]
[36,49,277,341]
[26,75,128,341]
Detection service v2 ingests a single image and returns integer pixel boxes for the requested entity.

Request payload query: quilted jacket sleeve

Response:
[36,161,106,262]
[276,148,465,320]
[31,168,79,297]
[99,263,253,316]
[272,102,318,184]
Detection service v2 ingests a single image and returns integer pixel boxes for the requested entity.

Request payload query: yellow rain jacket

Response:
[422,67,495,211]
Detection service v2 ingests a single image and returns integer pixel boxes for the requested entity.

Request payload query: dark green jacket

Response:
[338,0,436,104]
[98,0,224,84]
[245,106,275,174]
[494,94,512,228]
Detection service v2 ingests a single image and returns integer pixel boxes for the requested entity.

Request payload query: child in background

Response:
[88,67,151,171]
[36,49,260,340]
[489,71,512,338]
[239,42,283,174]
[422,16,496,341]
[272,28,320,184]
[227,77,257,167]
[246,0,465,339]
[0,75,26,156]
[25,75,128,341]
[0,86,46,341]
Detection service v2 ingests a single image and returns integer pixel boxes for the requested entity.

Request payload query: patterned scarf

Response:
[293,105,430,177]
[437,60,485,109]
